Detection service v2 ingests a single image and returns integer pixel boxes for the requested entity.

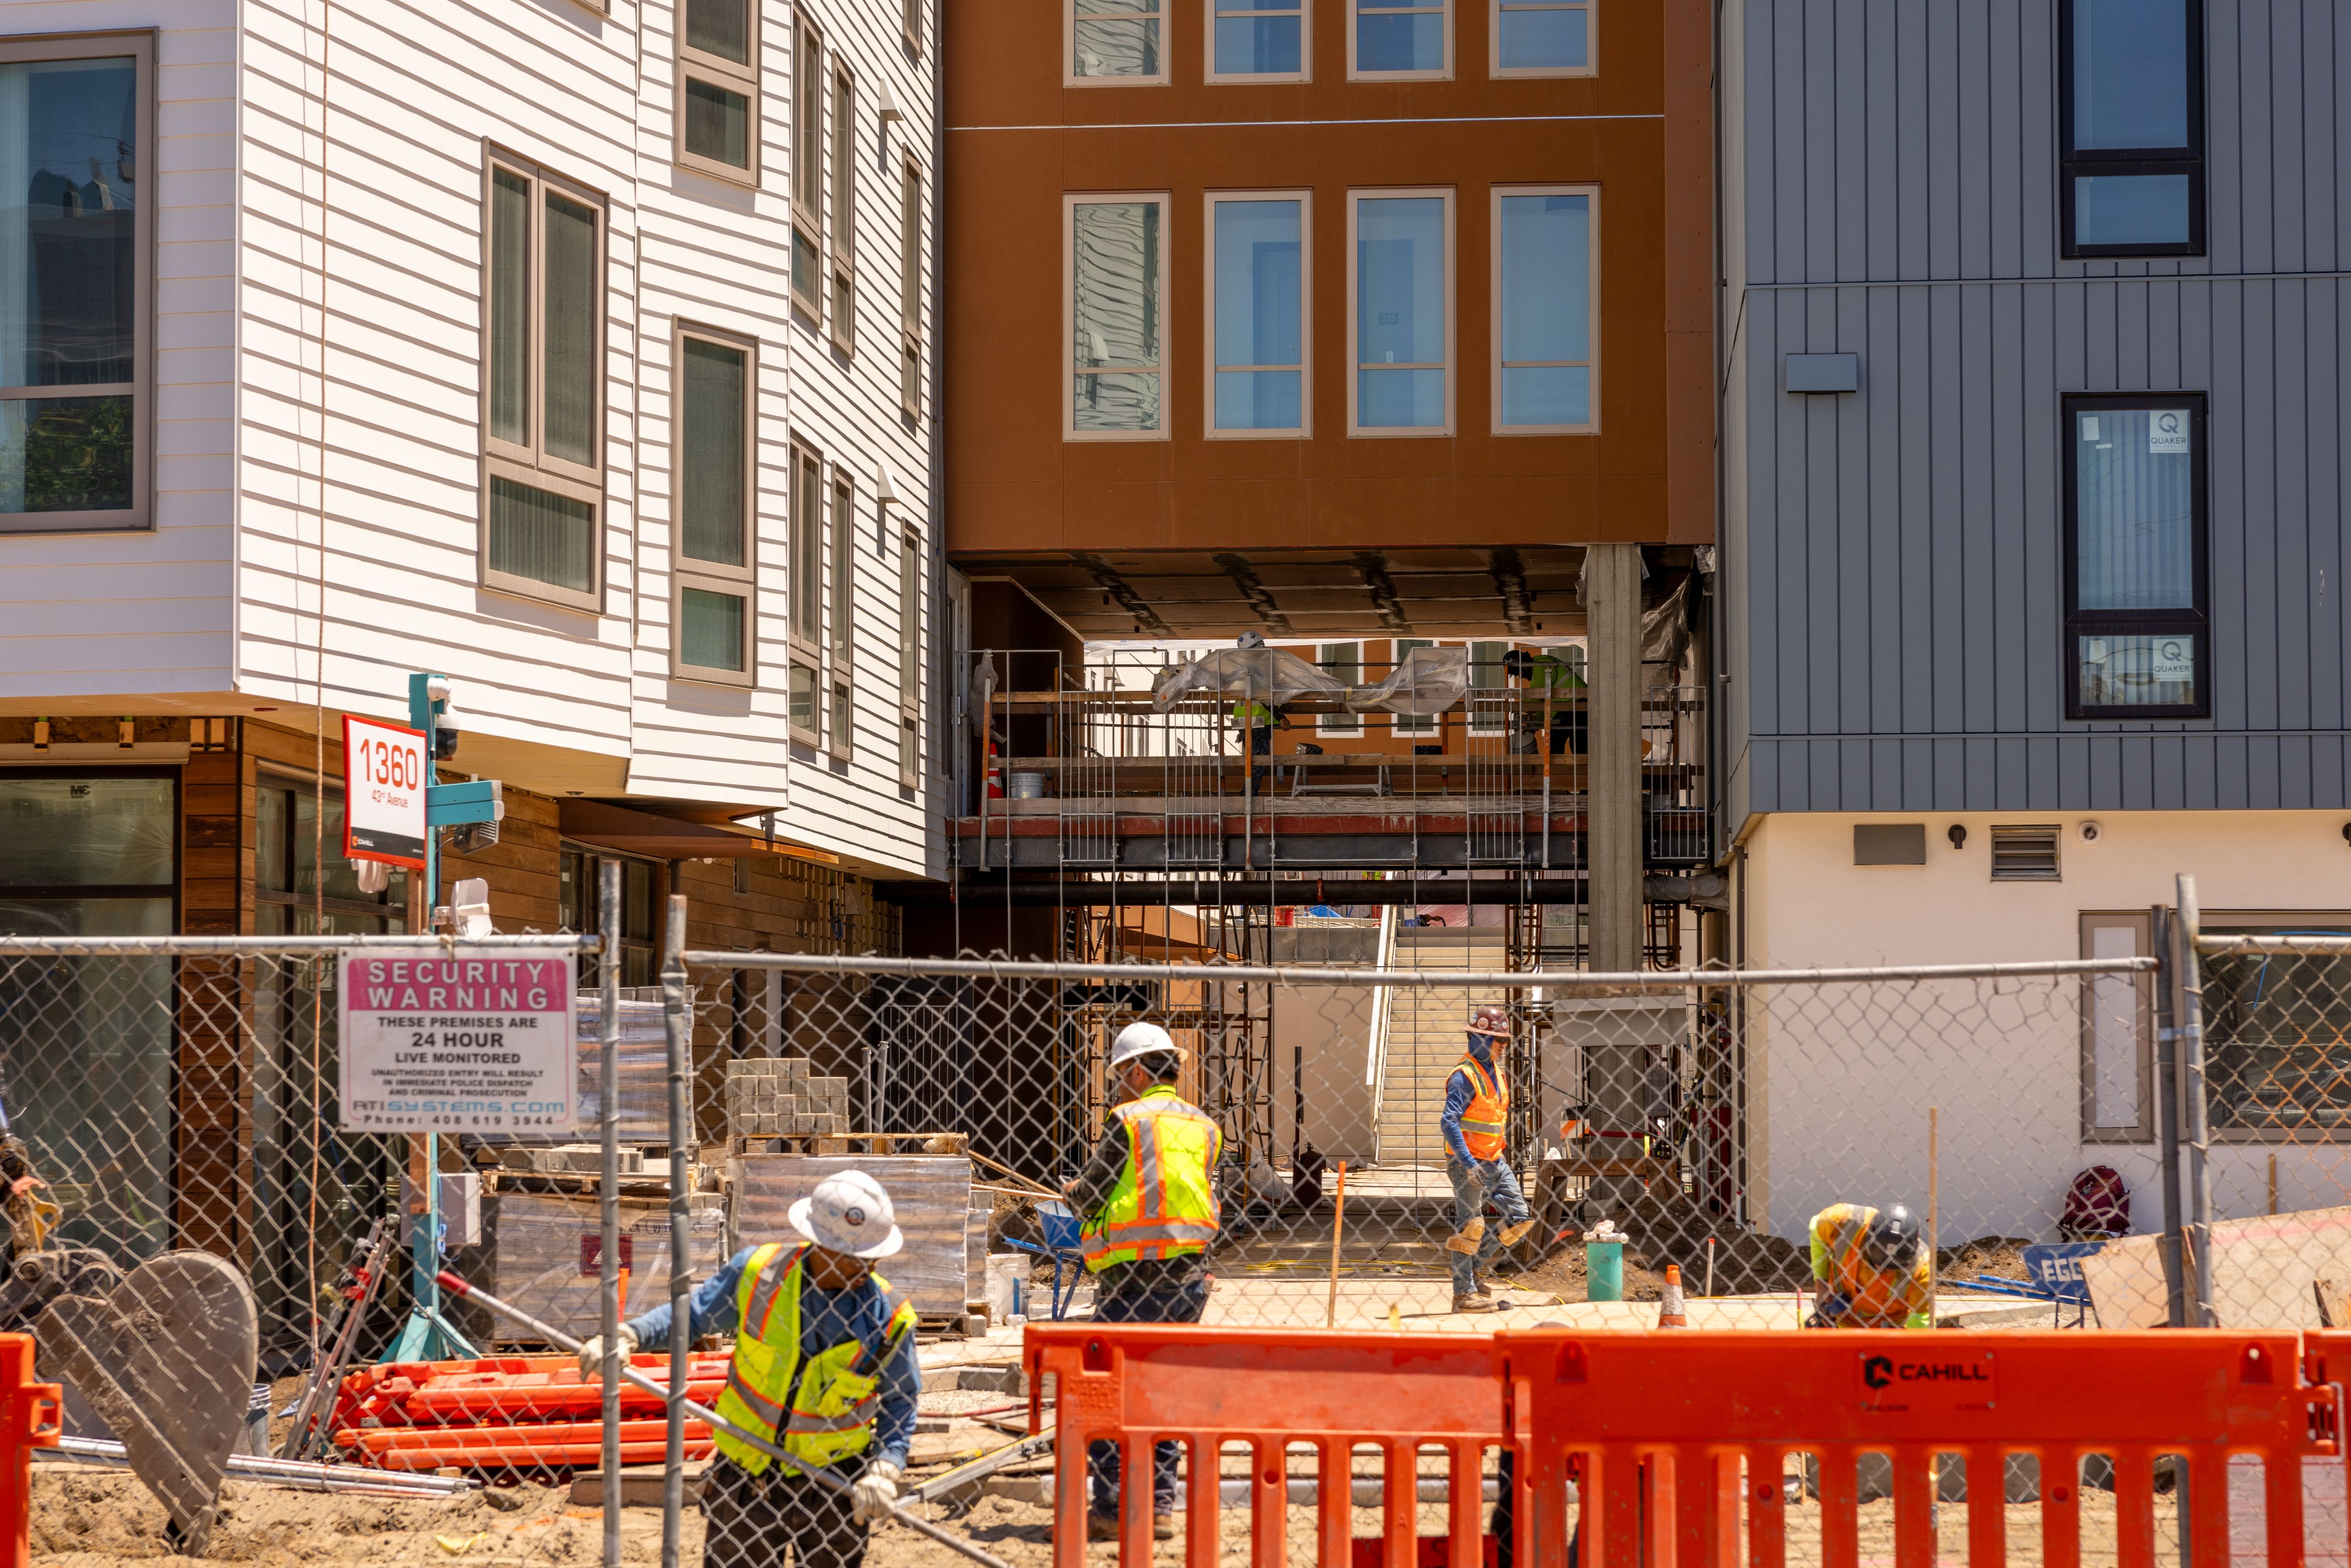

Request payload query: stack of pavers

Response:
[725,1057,852,1147]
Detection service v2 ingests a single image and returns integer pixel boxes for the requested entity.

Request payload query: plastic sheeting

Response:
[1150,644,1471,716]
[1343,643,1468,717]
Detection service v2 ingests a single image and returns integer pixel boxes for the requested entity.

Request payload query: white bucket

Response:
[985,1253,1027,1321]
[1008,772,1051,798]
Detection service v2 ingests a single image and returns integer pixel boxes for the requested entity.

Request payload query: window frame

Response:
[1207,0,1310,84]
[830,65,857,352]
[903,0,923,53]
[790,13,828,323]
[2060,391,2210,721]
[1390,638,1437,734]
[898,527,923,788]
[1490,183,1599,435]
[1317,642,1363,735]
[787,442,827,745]
[1489,0,1594,78]
[1349,0,1452,81]
[668,323,758,687]
[899,157,923,420]
[2078,912,2154,1144]
[0,32,156,536]
[1063,190,1172,443]
[675,0,762,185]
[2056,0,2205,259]
[479,149,608,612]
[1347,187,1455,439]
[1203,189,1311,441]
[828,473,856,759]
[1066,0,1169,87]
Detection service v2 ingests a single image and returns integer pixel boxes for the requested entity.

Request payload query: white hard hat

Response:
[787,1169,904,1259]
[1108,1021,1180,1071]
[1235,631,1267,650]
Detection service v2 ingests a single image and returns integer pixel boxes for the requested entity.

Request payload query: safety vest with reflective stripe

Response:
[1082,1086,1222,1270]
[1233,700,1274,726]
[710,1242,918,1474]
[1453,1052,1510,1160]
[1809,1203,1932,1329]
[1524,655,1587,694]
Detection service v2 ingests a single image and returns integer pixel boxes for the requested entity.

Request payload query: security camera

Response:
[2079,820,2102,844]
[432,694,460,761]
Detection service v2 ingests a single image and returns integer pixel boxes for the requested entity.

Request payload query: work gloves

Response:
[852,1459,904,1524]
[576,1324,639,1381]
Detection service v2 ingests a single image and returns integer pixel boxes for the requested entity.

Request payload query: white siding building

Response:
[0,0,942,885]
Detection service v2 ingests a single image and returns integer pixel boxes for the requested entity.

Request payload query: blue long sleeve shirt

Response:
[1439,1035,1497,1165]
[625,1245,921,1471]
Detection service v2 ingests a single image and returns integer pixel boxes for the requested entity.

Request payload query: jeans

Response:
[702,1457,869,1568]
[1446,1157,1531,1296]
[1087,1280,1210,1517]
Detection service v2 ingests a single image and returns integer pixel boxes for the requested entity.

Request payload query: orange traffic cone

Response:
[1659,1264,1689,1329]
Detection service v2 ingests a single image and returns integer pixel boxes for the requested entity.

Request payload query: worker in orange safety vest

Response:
[1807,1201,1933,1328]
[1441,1005,1534,1313]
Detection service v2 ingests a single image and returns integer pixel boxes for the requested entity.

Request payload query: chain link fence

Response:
[12,912,2351,1566]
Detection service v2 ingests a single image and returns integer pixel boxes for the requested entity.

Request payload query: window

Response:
[1066,194,1168,440]
[678,0,759,182]
[2079,913,2152,1142]
[792,17,826,318]
[1468,639,1509,732]
[899,529,922,787]
[2063,394,2207,718]
[1210,0,1306,81]
[1069,0,1165,83]
[2199,917,2351,1137]
[1390,638,1436,734]
[1317,643,1362,735]
[1492,0,1591,74]
[904,0,923,51]
[0,38,152,533]
[560,847,657,989]
[789,445,825,741]
[672,328,755,684]
[1493,187,1595,433]
[1989,825,2061,882]
[1349,190,1452,436]
[2058,0,2203,257]
[1206,193,1308,437]
[829,476,855,756]
[483,156,605,609]
[1352,0,1448,77]
[830,69,855,347]
[899,159,923,418]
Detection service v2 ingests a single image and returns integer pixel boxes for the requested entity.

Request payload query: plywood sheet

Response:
[732,1155,976,1318]
[2083,1204,2351,1329]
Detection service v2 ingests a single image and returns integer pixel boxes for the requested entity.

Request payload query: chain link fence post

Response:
[2151,903,2188,1329]
[661,894,692,1568]
[2173,872,2218,1328]
[599,858,623,1567]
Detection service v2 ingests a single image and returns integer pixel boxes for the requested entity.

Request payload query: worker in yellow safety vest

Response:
[1065,1020,1223,1542]
[1232,632,1289,794]
[581,1170,920,1568]
[1441,1005,1535,1313]
[1807,1201,1933,1328]
[1503,647,1589,756]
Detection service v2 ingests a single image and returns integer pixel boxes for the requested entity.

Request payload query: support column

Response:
[1583,544,1644,974]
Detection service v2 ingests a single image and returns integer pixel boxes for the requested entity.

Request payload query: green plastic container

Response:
[1585,1240,1625,1302]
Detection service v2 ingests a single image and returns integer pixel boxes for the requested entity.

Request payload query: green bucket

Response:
[1585,1240,1625,1302]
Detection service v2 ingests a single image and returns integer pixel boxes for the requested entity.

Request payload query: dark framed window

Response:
[2062,392,2208,719]
[559,846,657,989]
[2058,0,2203,258]
[256,776,408,933]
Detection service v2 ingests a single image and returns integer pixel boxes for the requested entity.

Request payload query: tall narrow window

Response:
[2063,394,2207,718]
[904,0,923,51]
[1210,0,1306,81]
[1207,194,1308,437]
[1352,0,1448,77]
[1069,0,1166,83]
[0,40,151,532]
[672,328,754,683]
[1390,639,1436,735]
[1318,643,1362,735]
[678,0,759,182]
[829,477,855,756]
[830,70,856,348]
[1492,0,1590,75]
[2059,0,2203,257]
[1468,639,1509,732]
[899,529,923,787]
[899,160,923,418]
[1493,187,1595,433]
[1067,195,1168,440]
[789,445,825,740]
[1349,191,1451,435]
[791,18,826,318]
[484,156,606,609]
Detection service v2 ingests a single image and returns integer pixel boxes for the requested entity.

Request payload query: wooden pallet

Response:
[729,1131,969,1158]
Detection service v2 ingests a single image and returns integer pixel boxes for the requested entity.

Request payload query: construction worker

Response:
[1065,1021,1222,1542]
[581,1170,919,1568]
[1232,631,1288,793]
[1503,647,1588,756]
[1441,1005,1534,1313]
[1806,1201,1933,1328]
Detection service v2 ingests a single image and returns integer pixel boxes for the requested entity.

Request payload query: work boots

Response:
[1451,1293,1498,1313]
[1443,1217,1487,1255]
[1089,1512,1177,1542]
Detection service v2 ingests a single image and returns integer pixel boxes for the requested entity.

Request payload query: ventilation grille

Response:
[1990,824,2062,882]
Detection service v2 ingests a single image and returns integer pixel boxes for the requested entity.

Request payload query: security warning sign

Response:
[339,947,577,1133]
[1856,1348,1997,1415]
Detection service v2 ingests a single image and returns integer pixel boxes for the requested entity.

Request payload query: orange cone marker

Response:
[1659,1264,1689,1329]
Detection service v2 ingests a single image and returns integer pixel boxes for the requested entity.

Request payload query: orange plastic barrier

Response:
[0,1336,59,1568]
[1498,1328,2337,1568]
[1025,1323,1505,1568]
